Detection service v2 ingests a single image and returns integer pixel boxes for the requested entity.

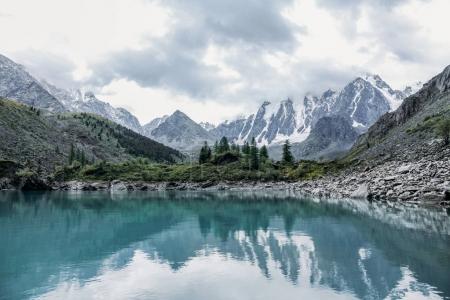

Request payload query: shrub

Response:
[437,118,450,145]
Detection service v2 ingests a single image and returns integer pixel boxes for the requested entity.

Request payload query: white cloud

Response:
[97,79,247,124]
[1,0,449,123]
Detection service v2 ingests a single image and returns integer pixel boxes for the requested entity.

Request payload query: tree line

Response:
[199,136,295,169]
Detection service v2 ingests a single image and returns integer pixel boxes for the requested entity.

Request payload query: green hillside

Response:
[0,98,184,174]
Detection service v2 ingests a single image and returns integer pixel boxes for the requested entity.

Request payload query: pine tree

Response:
[206,146,212,161]
[218,136,230,153]
[259,145,269,162]
[250,137,259,170]
[76,148,82,162]
[199,141,212,164]
[68,144,75,165]
[242,141,250,155]
[81,150,86,166]
[213,141,219,155]
[282,140,294,165]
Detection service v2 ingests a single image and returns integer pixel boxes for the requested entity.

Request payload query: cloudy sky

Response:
[1,0,450,124]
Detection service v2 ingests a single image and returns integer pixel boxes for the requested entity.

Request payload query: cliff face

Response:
[291,116,359,160]
[349,65,450,163]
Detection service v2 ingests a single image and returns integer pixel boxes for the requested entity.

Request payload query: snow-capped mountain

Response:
[212,74,422,148]
[0,54,66,112]
[142,115,169,137]
[144,110,215,151]
[0,54,143,133]
[199,122,216,131]
[40,81,142,133]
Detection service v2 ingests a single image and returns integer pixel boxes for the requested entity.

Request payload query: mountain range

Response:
[142,73,422,158]
[0,54,142,133]
[0,53,424,158]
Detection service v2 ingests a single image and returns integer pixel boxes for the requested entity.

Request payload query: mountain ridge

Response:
[0,98,184,174]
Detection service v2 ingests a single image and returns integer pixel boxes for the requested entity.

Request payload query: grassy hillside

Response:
[0,98,183,174]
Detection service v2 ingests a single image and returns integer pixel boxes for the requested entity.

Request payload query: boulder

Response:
[110,180,127,191]
[350,184,369,199]
[397,165,411,174]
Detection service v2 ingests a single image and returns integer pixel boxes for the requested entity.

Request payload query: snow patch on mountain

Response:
[40,81,142,133]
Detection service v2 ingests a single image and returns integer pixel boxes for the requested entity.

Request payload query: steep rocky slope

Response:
[211,74,420,149]
[0,54,143,133]
[144,110,215,151]
[291,116,359,160]
[0,54,66,112]
[295,65,450,205]
[40,81,143,133]
[349,65,450,163]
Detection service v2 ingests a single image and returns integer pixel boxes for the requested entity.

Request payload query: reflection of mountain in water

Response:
[0,191,449,300]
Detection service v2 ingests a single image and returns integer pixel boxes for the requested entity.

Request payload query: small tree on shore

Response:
[437,118,450,145]
[282,140,294,166]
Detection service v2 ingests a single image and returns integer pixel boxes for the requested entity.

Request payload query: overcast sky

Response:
[1,0,450,124]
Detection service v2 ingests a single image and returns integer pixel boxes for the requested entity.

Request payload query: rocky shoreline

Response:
[1,158,449,209]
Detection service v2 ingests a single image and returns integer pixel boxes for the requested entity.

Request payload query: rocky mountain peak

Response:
[83,91,96,101]
[403,82,423,96]
[172,109,189,118]
[199,122,216,131]
[148,110,215,151]
[0,54,66,112]
[430,64,450,92]
[322,89,337,99]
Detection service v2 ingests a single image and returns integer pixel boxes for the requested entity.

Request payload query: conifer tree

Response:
[218,136,230,153]
[68,144,75,165]
[76,148,82,163]
[250,137,259,170]
[81,150,86,166]
[282,140,294,165]
[259,145,269,162]
[213,141,219,155]
[242,141,250,155]
[199,141,212,164]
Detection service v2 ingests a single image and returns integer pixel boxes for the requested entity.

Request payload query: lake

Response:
[0,191,449,300]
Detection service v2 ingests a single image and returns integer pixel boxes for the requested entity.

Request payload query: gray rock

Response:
[397,165,411,174]
[351,184,369,199]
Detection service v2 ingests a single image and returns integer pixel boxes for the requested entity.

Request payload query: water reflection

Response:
[0,191,449,300]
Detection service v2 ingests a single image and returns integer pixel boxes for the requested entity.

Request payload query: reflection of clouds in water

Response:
[36,228,444,300]
[37,250,357,300]
[1,191,449,300]
[385,267,443,300]
[358,248,372,260]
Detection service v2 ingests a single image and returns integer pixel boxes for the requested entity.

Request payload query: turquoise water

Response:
[0,191,449,300]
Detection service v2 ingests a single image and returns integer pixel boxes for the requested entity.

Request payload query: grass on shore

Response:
[54,157,349,183]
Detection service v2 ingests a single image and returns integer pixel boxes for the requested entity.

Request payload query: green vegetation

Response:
[406,111,450,146]
[0,98,183,178]
[282,140,294,166]
[59,135,348,183]
[437,118,450,145]
[0,98,349,184]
